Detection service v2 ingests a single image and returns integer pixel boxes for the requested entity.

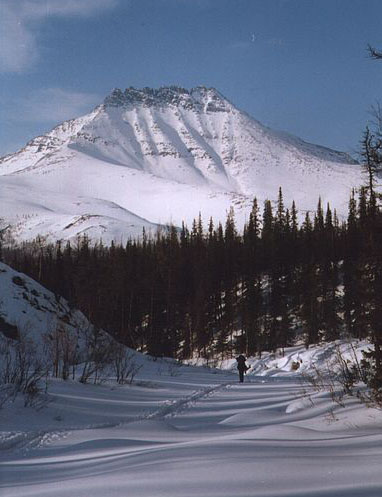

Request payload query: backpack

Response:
[236,355,247,369]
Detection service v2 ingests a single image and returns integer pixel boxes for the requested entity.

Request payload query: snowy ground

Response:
[1,353,382,497]
[1,264,379,495]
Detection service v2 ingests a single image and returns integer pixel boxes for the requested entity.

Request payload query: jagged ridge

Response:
[103,85,228,112]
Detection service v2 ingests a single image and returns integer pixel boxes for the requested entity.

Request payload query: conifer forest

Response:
[3,183,382,386]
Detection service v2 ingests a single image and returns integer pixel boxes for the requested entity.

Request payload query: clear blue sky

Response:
[1,0,382,157]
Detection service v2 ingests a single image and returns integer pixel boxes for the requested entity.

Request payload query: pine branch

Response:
[367,44,382,60]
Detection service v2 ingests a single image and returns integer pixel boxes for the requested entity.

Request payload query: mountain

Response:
[0,86,363,244]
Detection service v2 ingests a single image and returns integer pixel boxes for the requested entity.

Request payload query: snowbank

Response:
[186,340,371,378]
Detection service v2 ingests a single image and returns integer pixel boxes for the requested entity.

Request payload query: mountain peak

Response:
[0,83,363,245]
[103,85,229,111]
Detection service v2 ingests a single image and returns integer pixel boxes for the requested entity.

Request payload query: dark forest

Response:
[2,184,382,384]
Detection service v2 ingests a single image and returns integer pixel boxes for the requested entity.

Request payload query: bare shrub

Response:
[79,326,115,384]
[112,345,142,384]
[43,320,80,380]
[166,359,182,377]
[0,327,49,408]
[302,362,346,408]
[302,341,382,408]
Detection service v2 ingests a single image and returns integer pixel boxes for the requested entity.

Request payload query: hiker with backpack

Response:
[236,354,249,383]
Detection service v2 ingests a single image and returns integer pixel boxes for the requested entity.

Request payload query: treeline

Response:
[2,186,382,373]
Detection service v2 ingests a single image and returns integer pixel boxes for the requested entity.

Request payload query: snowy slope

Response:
[190,340,371,378]
[0,177,162,245]
[0,261,95,352]
[0,86,364,244]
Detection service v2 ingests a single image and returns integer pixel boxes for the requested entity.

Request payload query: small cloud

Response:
[230,35,286,52]
[5,88,102,123]
[0,0,119,73]
[20,0,119,19]
[0,4,38,72]
[230,41,252,50]
[266,38,285,48]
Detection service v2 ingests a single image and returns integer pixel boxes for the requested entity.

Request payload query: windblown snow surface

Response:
[1,262,381,496]
[0,86,364,244]
[1,348,382,497]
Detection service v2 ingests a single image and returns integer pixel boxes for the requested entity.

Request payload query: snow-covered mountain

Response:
[0,86,363,243]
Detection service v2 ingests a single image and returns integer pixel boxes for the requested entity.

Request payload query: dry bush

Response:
[112,344,142,384]
[0,326,49,408]
[302,342,382,409]
[43,320,79,380]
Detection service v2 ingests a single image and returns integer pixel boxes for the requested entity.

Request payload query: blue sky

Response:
[1,0,382,157]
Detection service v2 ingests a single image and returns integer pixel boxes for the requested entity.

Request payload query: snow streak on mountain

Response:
[0,86,362,243]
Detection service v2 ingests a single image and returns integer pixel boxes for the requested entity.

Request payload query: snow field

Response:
[1,359,382,497]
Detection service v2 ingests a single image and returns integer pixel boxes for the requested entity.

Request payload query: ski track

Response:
[144,383,227,420]
[1,374,382,497]
[0,382,227,455]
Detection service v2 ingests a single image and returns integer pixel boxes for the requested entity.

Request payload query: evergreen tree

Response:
[299,263,320,346]
[314,197,325,233]
[261,199,274,268]
[361,126,382,210]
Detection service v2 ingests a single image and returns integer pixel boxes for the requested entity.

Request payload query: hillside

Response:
[0,261,91,348]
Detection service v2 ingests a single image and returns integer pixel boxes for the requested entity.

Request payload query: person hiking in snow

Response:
[236,354,249,383]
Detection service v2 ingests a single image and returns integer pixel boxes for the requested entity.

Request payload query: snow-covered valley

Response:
[1,360,382,497]
[1,253,381,497]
